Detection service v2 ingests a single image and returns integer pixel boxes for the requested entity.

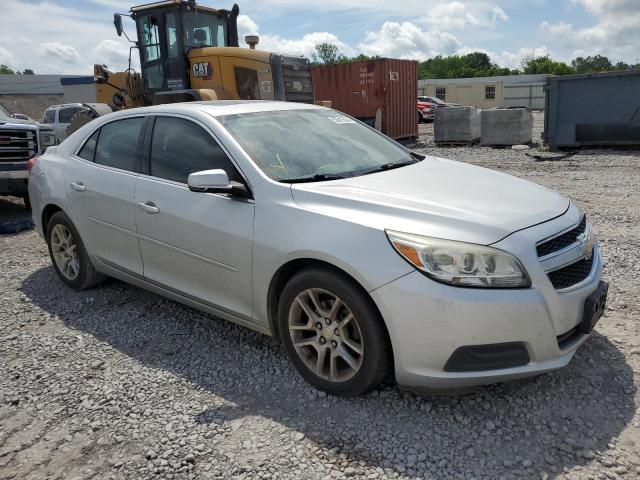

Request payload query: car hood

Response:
[0,118,52,131]
[290,156,569,245]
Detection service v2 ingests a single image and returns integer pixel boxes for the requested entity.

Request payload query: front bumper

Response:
[371,243,604,389]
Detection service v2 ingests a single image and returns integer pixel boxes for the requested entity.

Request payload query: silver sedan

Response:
[28,101,607,396]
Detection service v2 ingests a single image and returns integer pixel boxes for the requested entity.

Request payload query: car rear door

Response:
[134,114,255,320]
[65,116,146,277]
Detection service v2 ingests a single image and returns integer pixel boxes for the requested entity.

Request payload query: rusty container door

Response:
[311,59,418,140]
[382,58,418,140]
[310,60,382,120]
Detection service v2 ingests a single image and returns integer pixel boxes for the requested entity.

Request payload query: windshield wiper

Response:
[280,173,347,184]
[361,158,421,176]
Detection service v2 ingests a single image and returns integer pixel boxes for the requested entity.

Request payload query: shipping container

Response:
[311,59,418,140]
[544,70,640,150]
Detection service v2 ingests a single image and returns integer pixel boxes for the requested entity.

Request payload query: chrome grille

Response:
[537,215,587,258]
[547,252,594,289]
[0,128,38,162]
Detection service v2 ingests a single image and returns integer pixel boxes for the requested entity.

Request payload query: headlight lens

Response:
[386,230,531,288]
[39,131,58,148]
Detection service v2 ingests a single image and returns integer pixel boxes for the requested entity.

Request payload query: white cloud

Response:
[260,32,355,58]
[539,0,640,62]
[358,22,460,61]
[0,46,15,67]
[238,14,259,38]
[491,6,509,23]
[36,42,81,63]
[93,39,139,70]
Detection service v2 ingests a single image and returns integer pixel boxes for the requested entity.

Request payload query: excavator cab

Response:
[126,0,239,98]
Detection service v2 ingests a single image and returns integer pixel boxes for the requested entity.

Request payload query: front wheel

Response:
[46,211,106,290]
[278,268,392,397]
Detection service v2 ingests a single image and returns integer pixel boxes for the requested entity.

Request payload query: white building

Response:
[418,74,551,109]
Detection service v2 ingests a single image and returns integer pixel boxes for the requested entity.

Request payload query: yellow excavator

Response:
[69,0,314,133]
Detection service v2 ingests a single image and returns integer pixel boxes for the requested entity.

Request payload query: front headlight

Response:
[386,230,531,288]
[39,131,58,149]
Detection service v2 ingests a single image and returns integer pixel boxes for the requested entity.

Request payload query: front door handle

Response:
[70,181,86,192]
[138,201,160,214]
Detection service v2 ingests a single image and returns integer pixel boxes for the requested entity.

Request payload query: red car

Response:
[417,98,436,123]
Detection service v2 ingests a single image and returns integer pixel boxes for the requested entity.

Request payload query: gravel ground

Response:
[1,121,640,480]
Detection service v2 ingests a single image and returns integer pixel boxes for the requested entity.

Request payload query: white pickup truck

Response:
[0,104,57,209]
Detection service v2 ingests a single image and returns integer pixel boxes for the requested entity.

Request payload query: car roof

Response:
[106,100,326,119]
[46,103,86,110]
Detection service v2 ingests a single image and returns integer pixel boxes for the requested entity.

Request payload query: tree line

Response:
[311,43,640,78]
[0,65,35,75]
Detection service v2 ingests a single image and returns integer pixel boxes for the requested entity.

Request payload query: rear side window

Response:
[150,116,239,184]
[58,108,78,124]
[78,130,99,161]
[94,118,145,171]
[43,110,55,124]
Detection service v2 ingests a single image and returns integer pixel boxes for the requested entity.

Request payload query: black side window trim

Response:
[143,114,252,197]
[76,128,101,162]
[74,116,148,174]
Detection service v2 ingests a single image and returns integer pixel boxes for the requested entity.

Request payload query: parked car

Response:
[419,95,460,108]
[29,101,607,397]
[41,103,89,141]
[0,103,57,208]
[417,98,436,122]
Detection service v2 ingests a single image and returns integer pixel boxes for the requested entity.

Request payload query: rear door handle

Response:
[138,201,160,214]
[70,181,86,192]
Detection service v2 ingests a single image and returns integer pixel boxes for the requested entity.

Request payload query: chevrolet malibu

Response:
[29,101,607,397]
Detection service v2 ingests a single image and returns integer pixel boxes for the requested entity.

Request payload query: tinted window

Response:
[94,118,145,171]
[235,67,260,100]
[150,117,239,184]
[59,107,78,123]
[78,129,99,161]
[43,109,55,124]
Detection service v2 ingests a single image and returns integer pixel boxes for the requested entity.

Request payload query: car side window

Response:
[78,129,99,161]
[43,110,55,124]
[94,117,145,171]
[150,116,241,184]
[58,108,78,124]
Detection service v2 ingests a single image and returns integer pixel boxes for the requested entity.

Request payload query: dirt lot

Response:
[1,122,639,480]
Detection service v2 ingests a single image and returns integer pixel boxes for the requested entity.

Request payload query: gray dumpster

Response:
[543,70,640,150]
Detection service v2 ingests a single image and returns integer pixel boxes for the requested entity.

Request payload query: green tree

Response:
[311,43,346,65]
[0,64,14,74]
[521,55,574,75]
[22,68,35,75]
[418,52,515,79]
[571,55,613,73]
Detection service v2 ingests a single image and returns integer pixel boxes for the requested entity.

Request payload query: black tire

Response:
[46,211,106,290]
[418,111,424,123]
[278,267,392,397]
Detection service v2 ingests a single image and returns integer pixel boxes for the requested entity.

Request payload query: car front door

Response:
[65,116,146,277]
[134,115,255,320]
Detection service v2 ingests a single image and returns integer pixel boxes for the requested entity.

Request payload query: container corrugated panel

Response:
[544,70,640,150]
[503,83,545,109]
[311,59,418,140]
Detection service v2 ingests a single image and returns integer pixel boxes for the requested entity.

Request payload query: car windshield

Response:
[217,109,414,182]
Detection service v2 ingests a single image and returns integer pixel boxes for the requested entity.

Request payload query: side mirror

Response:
[114,14,123,37]
[187,169,251,198]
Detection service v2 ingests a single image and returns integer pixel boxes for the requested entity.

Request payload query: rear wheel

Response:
[278,268,392,397]
[46,211,105,289]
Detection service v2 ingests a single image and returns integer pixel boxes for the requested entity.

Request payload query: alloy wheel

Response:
[288,288,364,382]
[50,224,80,280]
